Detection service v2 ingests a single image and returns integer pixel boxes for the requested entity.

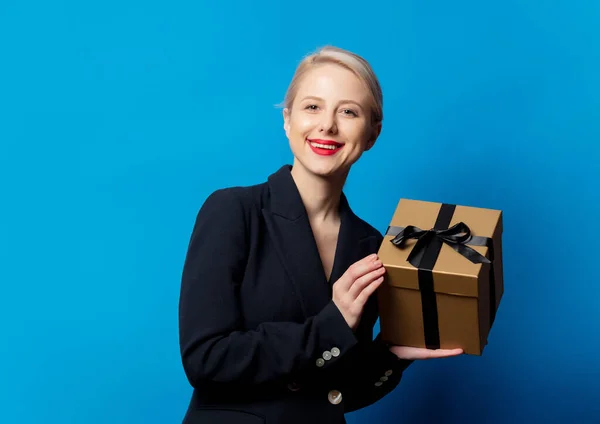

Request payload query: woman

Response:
[178,46,462,424]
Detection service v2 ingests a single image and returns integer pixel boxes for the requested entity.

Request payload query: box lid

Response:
[377,198,503,297]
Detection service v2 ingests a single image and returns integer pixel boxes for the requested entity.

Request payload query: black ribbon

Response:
[386,203,497,350]
[389,221,491,268]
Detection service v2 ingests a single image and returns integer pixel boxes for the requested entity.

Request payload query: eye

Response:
[304,104,319,111]
[341,108,358,117]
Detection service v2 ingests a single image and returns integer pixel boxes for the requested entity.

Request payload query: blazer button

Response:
[331,347,340,357]
[385,369,393,377]
[316,358,325,367]
[328,390,342,405]
[323,351,332,361]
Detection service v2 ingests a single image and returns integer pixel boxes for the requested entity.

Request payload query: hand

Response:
[332,253,385,331]
[389,345,464,360]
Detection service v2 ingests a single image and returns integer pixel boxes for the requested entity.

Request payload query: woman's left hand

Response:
[389,345,464,360]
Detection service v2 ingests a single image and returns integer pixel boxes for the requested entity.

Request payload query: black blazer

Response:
[178,165,412,424]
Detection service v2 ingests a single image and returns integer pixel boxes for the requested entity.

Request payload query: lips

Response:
[306,138,344,156]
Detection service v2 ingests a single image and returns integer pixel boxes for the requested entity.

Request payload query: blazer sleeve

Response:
[339,318,413,413]
[178,188,360,389]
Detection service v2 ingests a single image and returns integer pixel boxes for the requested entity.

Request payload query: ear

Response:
[364,121,382,151]
[283,108,291,137]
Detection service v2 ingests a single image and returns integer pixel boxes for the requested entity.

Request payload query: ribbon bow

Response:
[390,222,491,268]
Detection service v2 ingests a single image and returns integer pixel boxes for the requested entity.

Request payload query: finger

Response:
[352,256,381,279]
[390,346,464,360]
[348,266,385,299]
[362,253,379,262]
[355,253,378,265]
[419,348,463,359]
[354,275,385,306]
[336,255,381,290]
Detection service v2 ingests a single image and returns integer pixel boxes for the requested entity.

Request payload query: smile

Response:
[306,139,344,156]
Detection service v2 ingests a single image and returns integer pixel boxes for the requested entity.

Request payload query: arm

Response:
[178,189,358,388]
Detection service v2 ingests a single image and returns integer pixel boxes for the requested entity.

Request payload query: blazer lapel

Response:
[328,194,380,288]
[262,166,331,318]
[262,165,381,319]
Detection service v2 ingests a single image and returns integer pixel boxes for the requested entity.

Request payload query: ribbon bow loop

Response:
[390,221,491,268]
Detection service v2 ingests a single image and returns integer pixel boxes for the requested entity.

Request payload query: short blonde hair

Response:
[282,46,383,124]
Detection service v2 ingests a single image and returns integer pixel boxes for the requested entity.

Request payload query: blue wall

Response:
[2,1,599,422]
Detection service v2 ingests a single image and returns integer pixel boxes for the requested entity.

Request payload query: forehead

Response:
[294,64,370,103]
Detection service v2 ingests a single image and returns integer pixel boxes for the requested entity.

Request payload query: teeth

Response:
[310,142,339,150]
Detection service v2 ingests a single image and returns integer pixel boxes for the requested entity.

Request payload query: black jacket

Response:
[178,165,412,424]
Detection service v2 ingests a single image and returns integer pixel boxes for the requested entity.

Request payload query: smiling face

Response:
[283,63,381,179]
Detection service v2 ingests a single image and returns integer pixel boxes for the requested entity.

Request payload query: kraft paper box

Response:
[377,198,504,355]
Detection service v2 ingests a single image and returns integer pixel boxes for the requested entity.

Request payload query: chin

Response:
[294,156,349,179]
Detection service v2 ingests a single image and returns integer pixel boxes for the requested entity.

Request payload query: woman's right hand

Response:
[332,253,386,331]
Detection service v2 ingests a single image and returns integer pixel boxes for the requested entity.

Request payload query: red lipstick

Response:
[306,139,344,156]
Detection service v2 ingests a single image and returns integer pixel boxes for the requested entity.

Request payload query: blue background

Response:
[2,1,599,423]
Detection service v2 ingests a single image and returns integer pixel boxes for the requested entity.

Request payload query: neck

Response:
[290,160,348,224]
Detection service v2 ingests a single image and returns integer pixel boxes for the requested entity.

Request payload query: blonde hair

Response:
[281,46,383,124]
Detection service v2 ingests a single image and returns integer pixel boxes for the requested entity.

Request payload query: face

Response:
[283,63,380,179]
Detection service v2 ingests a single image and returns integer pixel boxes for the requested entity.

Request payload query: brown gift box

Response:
[376,198,504,355]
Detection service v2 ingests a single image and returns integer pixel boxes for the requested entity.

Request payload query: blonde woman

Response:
[178,46,462,424]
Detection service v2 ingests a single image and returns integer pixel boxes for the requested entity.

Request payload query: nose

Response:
[319,111,338,134]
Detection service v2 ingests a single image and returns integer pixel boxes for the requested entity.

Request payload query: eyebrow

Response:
[300,96,364,109]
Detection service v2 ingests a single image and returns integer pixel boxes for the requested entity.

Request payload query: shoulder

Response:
[197,180,267,222]
[187,182,267,255]
[363,219,384,243]
[202,184,260,210]
[344,196,385,244]
[356,215,384,244]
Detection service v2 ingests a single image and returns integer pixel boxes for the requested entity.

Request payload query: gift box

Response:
[376,198,504,355]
